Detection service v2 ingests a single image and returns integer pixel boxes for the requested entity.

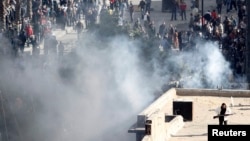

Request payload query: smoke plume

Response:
[0,24,244,141]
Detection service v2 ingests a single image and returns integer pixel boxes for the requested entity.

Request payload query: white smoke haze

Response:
[202,42,232,86]
[189,41,233,88]
[0,33,158,141]
[158,40,235,89]
[0,28,245,141]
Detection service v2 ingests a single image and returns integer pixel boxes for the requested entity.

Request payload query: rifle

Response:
[213,113,235,119]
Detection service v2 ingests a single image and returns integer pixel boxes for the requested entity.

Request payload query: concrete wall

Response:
[165,115,184,139]
[147,113,184,141]
[147,112,167,141]
[139,113,184,141]
[129,88,185,141]
[137,88,177,128]
[176,88,250,97]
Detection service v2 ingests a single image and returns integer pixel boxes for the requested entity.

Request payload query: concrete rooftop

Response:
[168,94,250,141]
[129,88,250,141]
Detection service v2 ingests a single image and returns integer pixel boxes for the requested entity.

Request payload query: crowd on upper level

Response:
[0,0,247,80]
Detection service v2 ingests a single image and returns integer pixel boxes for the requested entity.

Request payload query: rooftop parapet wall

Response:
[147,112,167,141]
[140,113,184,141]
[137,88,177,128]
[176,88,250,97]
[165,115,184,140]
[141,112,184,141]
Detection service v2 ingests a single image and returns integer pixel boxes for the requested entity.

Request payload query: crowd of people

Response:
[0,0,248,81]
[0,0,101,57]
[189,0,247,81]
[122,0,247,82]
[0,1,248,140]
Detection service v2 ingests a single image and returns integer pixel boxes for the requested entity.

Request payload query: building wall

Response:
[176,88,250,97]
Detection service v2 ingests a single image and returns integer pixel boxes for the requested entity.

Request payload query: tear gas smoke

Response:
[0,33,156,141]
[0,27,245,141]
[158,40,242,89]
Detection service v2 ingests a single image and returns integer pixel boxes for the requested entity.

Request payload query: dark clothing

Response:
[148,23,156,38]
[216,103,231,125]
[216,0,223,14]
[145,0,151,12]
[171,1,178,21]
[219,108,227,125]
[230,0,237,11]
[158,24,166,38]
[138,0,146,10]
[19,32,27,53]
[58,42,65,56]
[75,21,84,39]
[129,3,134,22]
[138,0,146,19]
[30,37,39,56]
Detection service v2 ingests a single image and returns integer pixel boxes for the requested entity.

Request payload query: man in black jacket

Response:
[138,0,146,19]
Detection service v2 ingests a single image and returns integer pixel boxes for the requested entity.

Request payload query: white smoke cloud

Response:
[0,24,246,141]
[0,33,157,141]
[157,40,236,89]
